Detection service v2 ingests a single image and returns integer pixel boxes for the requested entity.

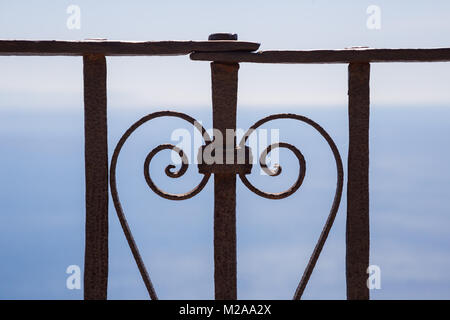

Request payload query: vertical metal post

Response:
[209,33,239,300]
[346,62,370,300]
[83,54,109,300]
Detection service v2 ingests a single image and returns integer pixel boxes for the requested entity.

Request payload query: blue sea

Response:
[1,104,450,299]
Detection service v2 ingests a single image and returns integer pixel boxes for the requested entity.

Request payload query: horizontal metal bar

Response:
[191,47,450,63]
[0,39,260,56]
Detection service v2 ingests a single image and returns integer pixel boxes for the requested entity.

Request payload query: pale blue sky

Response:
[1,1,450,300]
[1,1,450,109]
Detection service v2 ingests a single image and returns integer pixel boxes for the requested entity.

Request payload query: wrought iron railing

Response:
[2,33,449,300]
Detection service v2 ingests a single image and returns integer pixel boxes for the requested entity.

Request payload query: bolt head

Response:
[208,33,238,41]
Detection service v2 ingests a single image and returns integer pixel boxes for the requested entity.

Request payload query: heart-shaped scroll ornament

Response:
[110,111,343,300]
[237,114,343,299]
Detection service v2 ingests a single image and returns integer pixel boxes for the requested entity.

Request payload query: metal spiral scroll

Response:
[110,111,212,300]
[238,113,344,299]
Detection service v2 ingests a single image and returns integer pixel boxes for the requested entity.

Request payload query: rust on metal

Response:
[191,47,450,63]
[197,143,252,175]
[210,59,240,300]
[110,111,213,299]
[7,33,450,301]
[109,111,344,300]
[208,33,238,41]
[83,54,109,300]
[346,62,371,300]
[238,113,343,298]
[108,35,345,300]
[0,39,260,56]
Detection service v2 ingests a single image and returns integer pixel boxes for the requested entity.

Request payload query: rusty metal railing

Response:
[2,33,450,300]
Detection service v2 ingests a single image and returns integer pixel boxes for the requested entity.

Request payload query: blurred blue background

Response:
[1,0,450,299]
